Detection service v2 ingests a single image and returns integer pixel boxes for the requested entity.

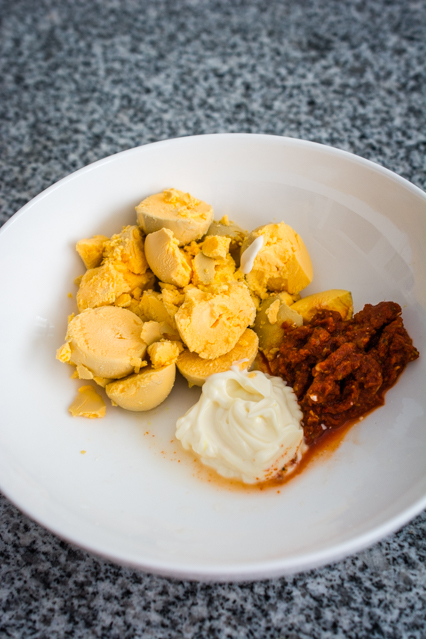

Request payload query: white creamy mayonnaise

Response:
[175,366,304,484]
[240,235,263,274]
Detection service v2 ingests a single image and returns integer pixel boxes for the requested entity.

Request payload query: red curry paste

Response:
[265,302,419,444]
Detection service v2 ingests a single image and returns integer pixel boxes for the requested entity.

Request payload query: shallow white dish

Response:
[0,134,424,581]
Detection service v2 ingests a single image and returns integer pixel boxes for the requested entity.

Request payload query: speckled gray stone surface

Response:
[0,0,425,637]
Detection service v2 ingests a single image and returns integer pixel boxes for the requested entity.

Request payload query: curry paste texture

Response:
[266,302,419,443]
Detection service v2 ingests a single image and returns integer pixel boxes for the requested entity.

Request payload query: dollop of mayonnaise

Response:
[175,367,304,484]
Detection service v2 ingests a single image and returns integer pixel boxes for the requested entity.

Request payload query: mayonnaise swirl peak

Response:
[175,366,304,484]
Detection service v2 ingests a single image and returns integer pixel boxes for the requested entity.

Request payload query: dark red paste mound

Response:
[267,302,419,444]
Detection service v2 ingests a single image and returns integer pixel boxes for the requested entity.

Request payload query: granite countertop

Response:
[0,0,425,637]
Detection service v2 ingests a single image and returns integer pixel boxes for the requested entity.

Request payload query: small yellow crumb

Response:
[148,340,182,368]
[141,320,163,346]
[132,286,142,301]
[68,292,73,298]
[56,342,71,363]
[68,385,106,418]
[202,235,231,260]
[75,364,94,380]
[130,356,147,373]
[266,299,281,325]
[80,450,86,454]
[192,252,216,285]
[76,235,108,270]
[115,293,132,307]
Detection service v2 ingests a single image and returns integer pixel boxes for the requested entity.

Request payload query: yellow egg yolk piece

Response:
[175,282,256,359]
[68,385,106,418]
[242,222,313,297]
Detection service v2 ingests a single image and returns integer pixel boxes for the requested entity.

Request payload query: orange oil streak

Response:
[186,417,358,493]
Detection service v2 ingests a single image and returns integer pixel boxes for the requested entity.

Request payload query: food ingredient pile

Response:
[266,302,419,443]
[57,188,419,484]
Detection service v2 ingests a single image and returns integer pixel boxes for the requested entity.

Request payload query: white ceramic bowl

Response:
[0,134,424,581]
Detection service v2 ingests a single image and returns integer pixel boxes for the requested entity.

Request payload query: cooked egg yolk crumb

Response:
[69,386,106,418]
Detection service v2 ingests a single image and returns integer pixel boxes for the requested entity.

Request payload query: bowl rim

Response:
[2,133,425,238]
[1,133,425,581]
